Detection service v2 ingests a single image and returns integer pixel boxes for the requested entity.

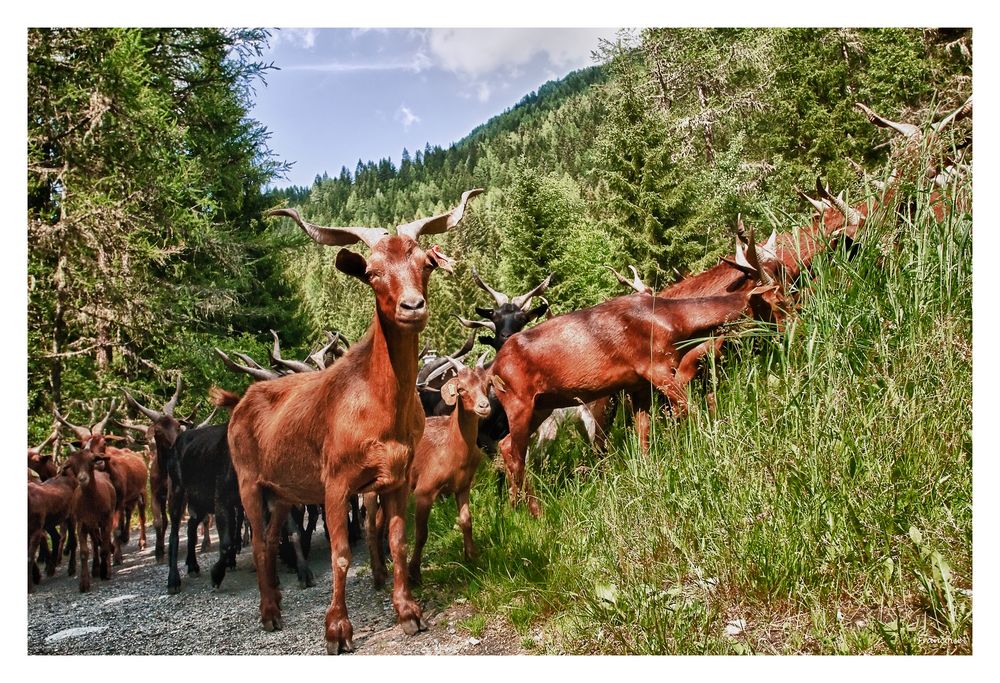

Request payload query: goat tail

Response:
[209,386,242,410]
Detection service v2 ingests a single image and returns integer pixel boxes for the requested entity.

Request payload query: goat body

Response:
[490,288,774,514]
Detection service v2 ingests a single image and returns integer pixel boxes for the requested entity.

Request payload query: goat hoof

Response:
[263,616,284,632]
[401,618,427,636]
[188,568,200,578]
[326,640,341,655]
[168,584,181,595]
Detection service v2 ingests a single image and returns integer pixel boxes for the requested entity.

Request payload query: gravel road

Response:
[27,524,522,656]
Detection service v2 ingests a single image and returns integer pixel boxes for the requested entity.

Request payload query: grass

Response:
[406,170,972,654]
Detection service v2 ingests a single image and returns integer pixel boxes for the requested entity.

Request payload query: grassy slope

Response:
[407,172,972,655]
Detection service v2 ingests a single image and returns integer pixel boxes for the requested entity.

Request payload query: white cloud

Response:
[476,82,491,103]
[396,105,420,130]
[270,28,318,51]
[285,56,429,73]
[426,28,612,78]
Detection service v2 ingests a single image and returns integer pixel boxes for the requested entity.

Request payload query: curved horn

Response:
[309,332,342,370]
[265,207,389,250]
[233,352,267,371]
[854,102,920,138]
[796,186,831,215]
[604,265,649,295]
[195,407,219,430]
[270,330,314,373]
[511,272,554,310]
[163,373,182,417]
[33,428,60,453]
[122,389,162,423]
[423,356,466,386]
[113,419,151,437]
[91,399,117,436]
[396,188,484,241]
[742,224,775,286]
[54,409,92,443]
[470,267,509,307]
[449,332,477,361]
[475,351,490,370]
[931,96,972,134]
[760,230,778,261]
[456,315,496,333]
[214,348,281,382]
[816,177,863,227]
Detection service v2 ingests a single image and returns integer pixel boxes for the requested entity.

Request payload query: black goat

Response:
[457,268,552,350]
[152,421,246,593]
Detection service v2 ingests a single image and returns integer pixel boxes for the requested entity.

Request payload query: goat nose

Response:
[400,296,426,312]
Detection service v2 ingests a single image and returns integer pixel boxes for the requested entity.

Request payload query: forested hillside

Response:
[26,26,972,655]
[28,28,970,436]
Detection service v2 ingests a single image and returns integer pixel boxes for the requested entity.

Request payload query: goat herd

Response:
[27,99,971,654]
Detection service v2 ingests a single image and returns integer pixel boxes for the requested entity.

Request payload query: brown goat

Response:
[366,363,496,587]
[489,285,777,515]
[218,189,481,654]
[61,448,117,592]
[56,401,148,563]
[27,469,78,591]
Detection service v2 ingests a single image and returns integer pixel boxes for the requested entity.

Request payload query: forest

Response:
[27,27,972,654]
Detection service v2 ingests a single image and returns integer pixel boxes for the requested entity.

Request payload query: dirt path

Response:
[27,524,523,656]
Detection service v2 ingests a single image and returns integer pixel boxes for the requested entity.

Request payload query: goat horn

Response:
[233,352,267,371]
[270,330,314,373]
[91,399,117,436]
[309,333,342,370]
[396,188,484,241]
[54,409,92,443]
[423,356,466,385]
[265,207,389,250]
[854,102,920,138]
[122,389,163,423]
[470,267,509,307]
[456,315,496,333]
[604,265,648,295]
[33,427,60,452]
[734,214,749,245]
[163,373,182,417]
[450,332,477,361]
[195,407,219,430]
[511,272,554,310]
[214,348,281,382]
[475,351,490,370]
[816,177,863,227]
[796,186,830,214]
[113,419,151,436]
[931,96,972,134]
[743,224,775,287]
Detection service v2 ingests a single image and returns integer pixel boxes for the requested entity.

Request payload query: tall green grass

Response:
[410,173,972,654]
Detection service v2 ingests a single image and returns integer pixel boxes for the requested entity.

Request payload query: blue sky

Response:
[250,28,617,188]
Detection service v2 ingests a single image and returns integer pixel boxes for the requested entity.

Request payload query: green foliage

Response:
[28,28,292,438]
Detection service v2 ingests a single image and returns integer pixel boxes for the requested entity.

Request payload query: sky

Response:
[250,28,617,188]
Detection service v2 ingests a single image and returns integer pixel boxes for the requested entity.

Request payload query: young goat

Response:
[217,189,481,654]
[367,361,496,587]
[61,448,117,592]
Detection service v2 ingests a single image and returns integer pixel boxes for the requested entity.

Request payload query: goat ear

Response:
[490,375,507,393]
[425,245,455,273]
[524,301,549,321]
[335,249,369,282]
[474,306,494,318]
[442,379,460,406]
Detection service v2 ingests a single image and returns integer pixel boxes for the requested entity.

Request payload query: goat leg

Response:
[323,486,355,654]
[384,486,427,636]
[407,492,433,585]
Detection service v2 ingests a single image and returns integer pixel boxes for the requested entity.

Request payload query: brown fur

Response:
[27,470,78,591]
[62,449,118,592]
[222,234,448,652]
[489,287,776,515]
[367,367,495,587]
